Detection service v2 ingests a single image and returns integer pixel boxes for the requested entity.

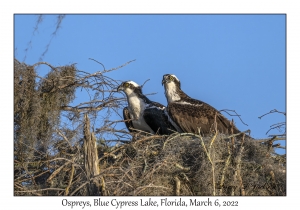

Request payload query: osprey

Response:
[162,74,241,135]
[117,81,175,135]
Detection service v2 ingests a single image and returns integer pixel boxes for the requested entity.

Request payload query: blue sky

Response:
[14,14,286,152]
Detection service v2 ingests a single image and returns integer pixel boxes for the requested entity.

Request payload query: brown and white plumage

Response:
[117,81,175,135]
[162,74,241,135]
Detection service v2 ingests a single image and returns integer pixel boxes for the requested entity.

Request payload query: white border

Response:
[2,1,298,209]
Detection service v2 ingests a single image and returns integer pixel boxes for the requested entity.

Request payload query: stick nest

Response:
[99,133,286,196]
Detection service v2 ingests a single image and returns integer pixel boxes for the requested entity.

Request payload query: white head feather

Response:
[121,81,141,96]
[126,81,140,87]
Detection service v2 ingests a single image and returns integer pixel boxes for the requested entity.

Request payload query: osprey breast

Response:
[128,96,154,134]
[164,82,181,103]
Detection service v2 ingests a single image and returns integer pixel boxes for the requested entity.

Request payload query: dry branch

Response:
[174,176,181,196]
[83,113,101,195]
[47,161,71,183]
[65,163,75,195]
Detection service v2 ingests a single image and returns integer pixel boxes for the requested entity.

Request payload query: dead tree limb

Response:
[65,163,75,195]
[83,113,101,195]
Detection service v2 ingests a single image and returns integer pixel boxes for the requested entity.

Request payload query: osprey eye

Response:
[169,76,174,81]
[124,83,129,87]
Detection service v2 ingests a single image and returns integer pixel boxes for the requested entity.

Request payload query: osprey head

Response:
[162,74,182,103]
[162,74,181,89]
[117,81,142,96]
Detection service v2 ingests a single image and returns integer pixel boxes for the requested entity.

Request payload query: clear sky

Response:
[14,14,286,153]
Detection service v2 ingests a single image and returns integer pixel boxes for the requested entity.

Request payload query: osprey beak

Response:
[162,77,166,86]
[117,84,124,92]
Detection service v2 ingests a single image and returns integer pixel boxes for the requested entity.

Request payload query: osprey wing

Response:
[168,99,240,135]
[143,106,176,135]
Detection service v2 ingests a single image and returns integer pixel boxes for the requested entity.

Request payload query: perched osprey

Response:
[117,81,175,135]
[162,74,241,135]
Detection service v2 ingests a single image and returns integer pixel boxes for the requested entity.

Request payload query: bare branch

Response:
[89,58,106,71]
[141,79,150,88]
[15,188,65,193]
[266,122,286,135]
[61,98,121,113]
[219,109,248,126]
[33,61,57,70]
[258,109,286,119]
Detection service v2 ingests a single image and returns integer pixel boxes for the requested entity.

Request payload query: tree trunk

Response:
[83,113,101,195]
